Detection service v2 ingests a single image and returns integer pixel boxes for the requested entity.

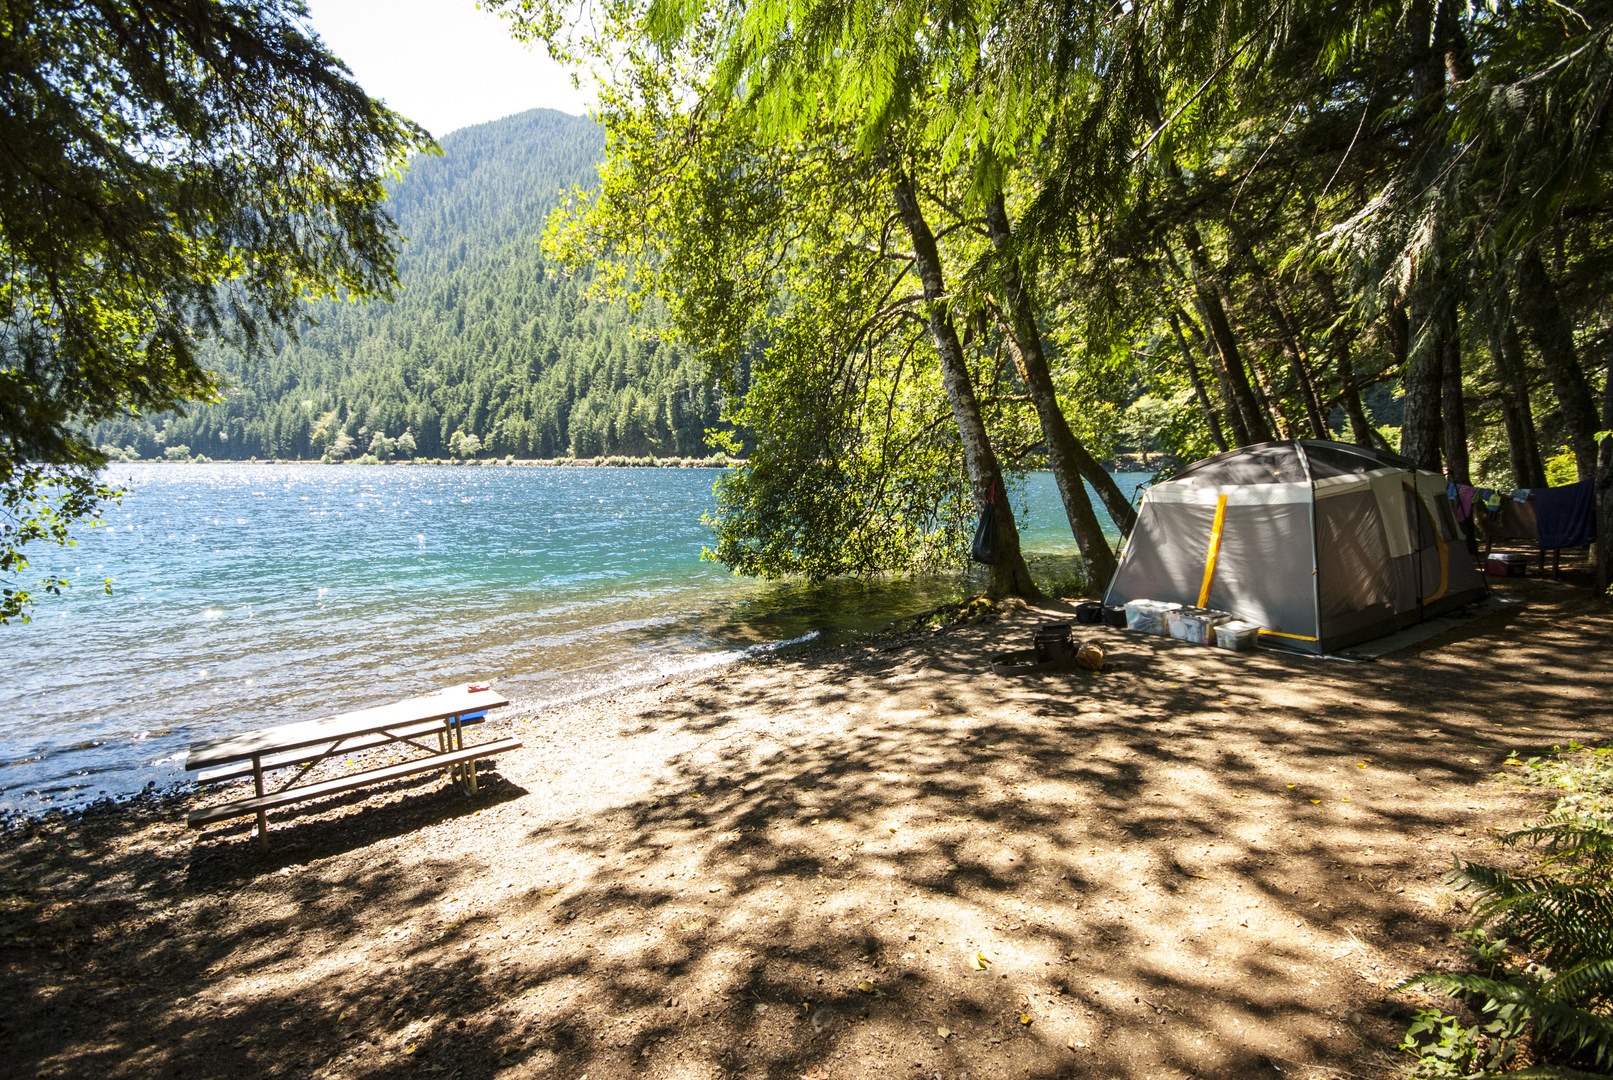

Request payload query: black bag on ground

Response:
[971,500,999,564]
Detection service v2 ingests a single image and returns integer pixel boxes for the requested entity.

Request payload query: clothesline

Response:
[1448,479,1596,551]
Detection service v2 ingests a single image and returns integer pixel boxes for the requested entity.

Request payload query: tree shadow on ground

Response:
[1,578,1607,1079]
[185,767,529,883]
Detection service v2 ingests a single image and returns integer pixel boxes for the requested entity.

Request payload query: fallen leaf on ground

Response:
[856,980,875,993]
[971,949,994,971]
[937,1025,952,1039]
[1019,1013,1033,1025]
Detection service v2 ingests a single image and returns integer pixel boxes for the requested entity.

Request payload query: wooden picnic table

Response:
[186,685,519,850]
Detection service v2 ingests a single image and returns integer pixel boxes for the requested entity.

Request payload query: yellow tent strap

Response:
[1258,628,1320,642]
[1197,493,1229,608]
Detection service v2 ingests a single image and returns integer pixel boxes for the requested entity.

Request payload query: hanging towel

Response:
[1534,480,1596,550]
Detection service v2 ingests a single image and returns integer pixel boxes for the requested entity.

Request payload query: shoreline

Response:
[5,577,1607,1079]
[103,454,749,468]
[0,601,960,832]
[100,456,1163,474]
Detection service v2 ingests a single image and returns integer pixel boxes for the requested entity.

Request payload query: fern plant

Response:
[1401,806,1613,1077]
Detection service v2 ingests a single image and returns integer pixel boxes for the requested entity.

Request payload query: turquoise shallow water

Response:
[0,463,1146,813]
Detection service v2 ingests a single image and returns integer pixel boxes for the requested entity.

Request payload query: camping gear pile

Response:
[1104,440,1487,654]
[994,622,1107,674]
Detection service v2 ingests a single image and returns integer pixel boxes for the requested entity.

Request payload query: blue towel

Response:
[1534,480,1596,549]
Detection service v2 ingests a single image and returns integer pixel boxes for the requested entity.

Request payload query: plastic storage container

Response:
[1124,599,1181,636]
[1167,607,1233,645]
[1485,553,1530,578]
[1214,620,1260,651]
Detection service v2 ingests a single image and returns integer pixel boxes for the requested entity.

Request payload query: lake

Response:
[0,464,1147,814]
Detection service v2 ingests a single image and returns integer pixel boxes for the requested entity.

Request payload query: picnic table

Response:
[186,684,520,850]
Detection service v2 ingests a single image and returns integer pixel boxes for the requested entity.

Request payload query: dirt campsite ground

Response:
[2,572,1610,1080]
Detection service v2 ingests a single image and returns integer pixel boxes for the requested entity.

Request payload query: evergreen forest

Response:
[92,109,723,464]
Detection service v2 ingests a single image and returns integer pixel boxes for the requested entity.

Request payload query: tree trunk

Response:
[1399,0,1460,474]
[1169,312,1229,452]
[1174,300,1250,446]
[1271,304,1328,440]
[1489,317,1547,488]
[1180,228,1272,443]
[1245,342,1290,439]
[1440,308,1470,484]
[984,199,1136,540]
[1400,296,1446,472]
[890,169,1037,598]
[994,331,1120,585]
[983,220,1128,581]
[1515,246,1600,480]
[1167,257,1251,448]
[1238,234,1327,439]
[1337,340,1381,450]
[1597,351,1613,591]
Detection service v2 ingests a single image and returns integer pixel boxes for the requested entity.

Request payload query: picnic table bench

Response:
[186,685,520,850]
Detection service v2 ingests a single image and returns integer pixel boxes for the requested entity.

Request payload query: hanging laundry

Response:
[1455,484,1475,524]
[1534,480,1596,550]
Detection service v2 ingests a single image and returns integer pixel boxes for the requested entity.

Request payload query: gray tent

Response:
[1103,440,1488,654]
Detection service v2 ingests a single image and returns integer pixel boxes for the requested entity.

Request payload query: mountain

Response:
[96,109,723,462]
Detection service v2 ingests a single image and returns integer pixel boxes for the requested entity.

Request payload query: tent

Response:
[1103,440,1488,654]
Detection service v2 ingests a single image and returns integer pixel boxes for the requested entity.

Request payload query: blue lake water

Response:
[0,464,1147,814]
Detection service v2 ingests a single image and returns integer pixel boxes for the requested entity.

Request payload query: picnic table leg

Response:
[252,753,269,853]
[441,722,459,791]
[447,713,477,794]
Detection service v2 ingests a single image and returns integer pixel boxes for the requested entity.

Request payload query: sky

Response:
[304,0,595,138]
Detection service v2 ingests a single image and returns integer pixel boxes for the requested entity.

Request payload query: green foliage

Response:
[1400,1004,1526,1078]
[703,293,972,579]
[491,0,1613,587]
[0,466,119,625]
[1,0,430,620]
[0,0,430,468]
[1400,747,1613,1077]
[1546,450,1582,489]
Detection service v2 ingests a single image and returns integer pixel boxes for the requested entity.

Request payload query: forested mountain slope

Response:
[96,109,722,461]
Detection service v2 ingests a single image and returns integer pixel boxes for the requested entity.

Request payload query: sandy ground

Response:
[2,573,1609,1080]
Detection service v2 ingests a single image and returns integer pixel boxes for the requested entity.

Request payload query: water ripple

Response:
[0,462,1143,812]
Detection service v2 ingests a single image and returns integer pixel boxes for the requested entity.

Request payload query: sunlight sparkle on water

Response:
[0,463,1142,814]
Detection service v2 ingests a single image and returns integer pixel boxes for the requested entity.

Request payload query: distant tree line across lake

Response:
[92,111,727,465]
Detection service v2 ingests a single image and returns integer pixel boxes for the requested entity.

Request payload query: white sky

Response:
[304,0,594,138]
